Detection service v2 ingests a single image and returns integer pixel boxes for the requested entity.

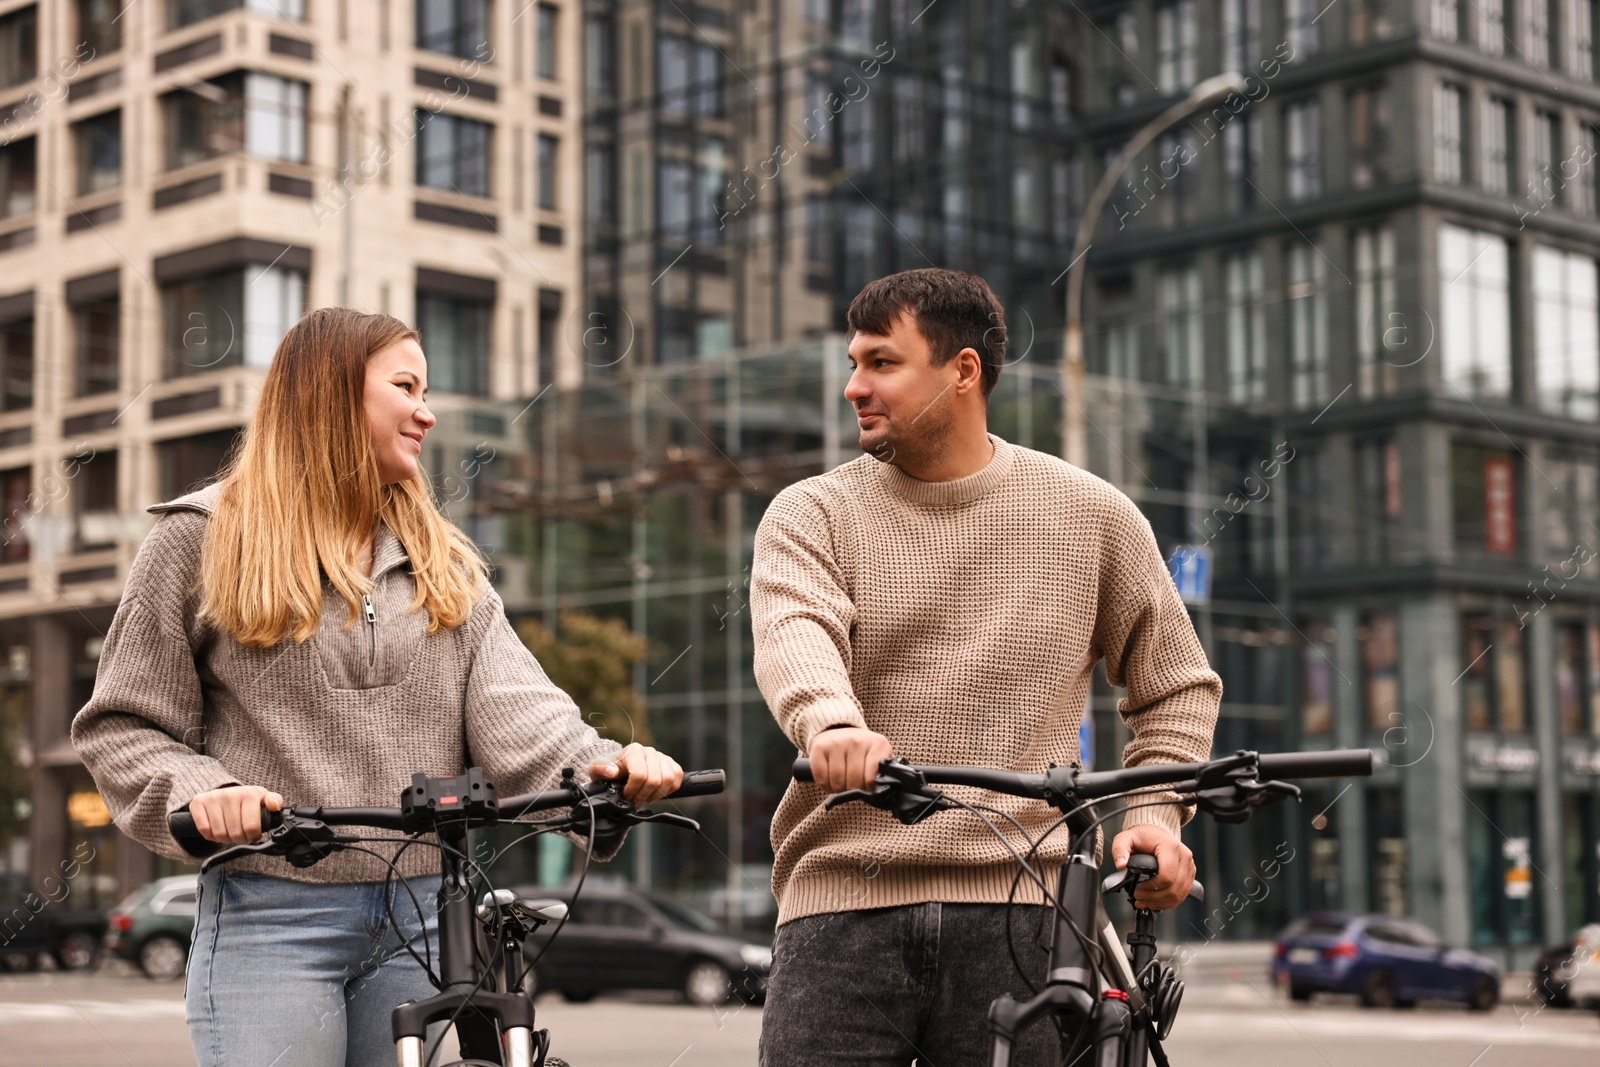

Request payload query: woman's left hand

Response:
[587,743,684,805]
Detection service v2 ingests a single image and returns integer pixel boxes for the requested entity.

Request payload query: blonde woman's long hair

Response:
[196,306,488,647]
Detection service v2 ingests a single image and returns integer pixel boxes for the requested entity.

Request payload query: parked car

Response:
[1566,924,1600,1010]
[517,882,771,1006]
[0,874,107,972]
[1271,913,1501,1011]
[105,876,198,981]
[1534,939,1579,1007]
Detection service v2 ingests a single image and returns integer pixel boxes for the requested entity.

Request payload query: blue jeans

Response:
[186,867,441,1067]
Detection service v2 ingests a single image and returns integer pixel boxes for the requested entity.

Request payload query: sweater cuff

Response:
[1118,791,1188,839]
[793,700,867,753]
[163,762,245,815]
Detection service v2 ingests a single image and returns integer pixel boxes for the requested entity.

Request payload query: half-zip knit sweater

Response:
[71,482,621,883]
[751,435,1222,927]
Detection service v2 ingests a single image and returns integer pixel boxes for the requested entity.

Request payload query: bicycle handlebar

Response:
[791,748,1372,800]
[168,767,727,857]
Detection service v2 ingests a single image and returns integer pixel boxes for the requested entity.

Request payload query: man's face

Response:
[844,310,959,463]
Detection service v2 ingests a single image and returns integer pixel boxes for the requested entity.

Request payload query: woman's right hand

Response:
[188,785,284,845]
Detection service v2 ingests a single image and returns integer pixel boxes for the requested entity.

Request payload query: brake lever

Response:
[198,815,353,873]
[820,760,954,825]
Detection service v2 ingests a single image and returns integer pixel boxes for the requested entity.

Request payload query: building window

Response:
[697,137,726,245]
[1356,438,1403,563]
[1285,0,1320,56]
[1465,787,1541,947]
[0,6,35,89]
[1159,266,1202,388]
[169,0,305,31]
[1101,320,1139,381]
[1155,130,1197,226]
[1285,99,1321,200]
[1224,110,1261,211]
[657,33,690,114]
[1299,618,1335,736]
[1541,451,1598,564]
[73,110,120,195]
[1354,224,1397,397]
[244,74,307,164]
[1223,0,1260,70]
[536,134,557,211]
[73,297,118,396]
[76,0,121,56]
[1477,0,1507,53]
[415,111,491,196]
[1288,243,1327,407]
[0,137,35,218]
[164,74,306,169]
[1481,97,1512,196]
[0,313,31,411]
[536,288,560,389]
[1532,246,1600,419]
[1525,0,1552,66]
[0,466,27,563]
[1156,0,1197,94]
[585,144,614,225]
[657,158,692,236]
[72,449,117,552]
[1350,0,1389,42]
[1533,108,1560,202]
[1349,84,1390,189]
[1579,124,1598,214]
[157,428,241,500]
[840,93,875,171]
[1439,224,1511,398]
[535,2,557,80]
[162,266,306,378]
[1225,250,1266,403]
[584,14,615,103]
[1559,623,1591,737]
[416,291,491,395]
[1452,443,1519,557]
[1432,0,1460,38]
[415,0,489,59]
[1052,156,1082,245]
[1572,0,1595,76]
[1461,612,1528,730]
[1434,83,1464,183]
[1361,611,1399,730]
[1289,444,1328,567]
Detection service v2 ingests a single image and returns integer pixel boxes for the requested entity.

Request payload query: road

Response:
[1,964,1595,1066]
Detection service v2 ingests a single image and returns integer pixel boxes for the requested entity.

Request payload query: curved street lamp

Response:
[1060,72,1250,466]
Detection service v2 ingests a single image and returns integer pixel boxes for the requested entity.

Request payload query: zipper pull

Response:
[363,593,375,624]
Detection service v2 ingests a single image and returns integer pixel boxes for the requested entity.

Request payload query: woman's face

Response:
[364,338,436,485]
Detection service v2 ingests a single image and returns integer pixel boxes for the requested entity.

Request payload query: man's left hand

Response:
[1109,824,1196,911]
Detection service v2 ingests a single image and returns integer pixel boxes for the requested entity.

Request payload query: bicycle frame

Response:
[392,818,538,1067]
[986,796,1135,1067]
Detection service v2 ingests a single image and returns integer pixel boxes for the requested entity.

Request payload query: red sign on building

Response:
[1484,455,1516,556]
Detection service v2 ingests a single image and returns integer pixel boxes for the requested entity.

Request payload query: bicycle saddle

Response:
[476,889,569,928]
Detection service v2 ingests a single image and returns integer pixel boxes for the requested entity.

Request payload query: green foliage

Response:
[516,611,651,746]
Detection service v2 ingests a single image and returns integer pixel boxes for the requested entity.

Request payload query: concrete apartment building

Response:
[1077,0,1600,962]
[0,0,584,902]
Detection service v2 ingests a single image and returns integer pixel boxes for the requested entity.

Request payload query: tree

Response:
[515,611,651,747]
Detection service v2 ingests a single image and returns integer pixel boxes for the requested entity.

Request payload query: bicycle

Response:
[791,747,1373,1067]
[169,764,727,1067]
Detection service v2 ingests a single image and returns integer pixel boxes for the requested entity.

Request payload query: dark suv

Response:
[517,882,771,1005]
[0,874,107,972]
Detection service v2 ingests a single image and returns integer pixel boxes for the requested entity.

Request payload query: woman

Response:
[72,308,682,1066]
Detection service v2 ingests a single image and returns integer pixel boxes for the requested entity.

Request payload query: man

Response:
[751,269,1220,1065]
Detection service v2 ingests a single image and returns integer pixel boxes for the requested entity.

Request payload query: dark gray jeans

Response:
[759,903,1061,1067]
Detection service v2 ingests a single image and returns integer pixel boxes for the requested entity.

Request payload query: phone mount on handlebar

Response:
[1194,751,1302,823]
[822,758,956,825]
[401,768,497,832]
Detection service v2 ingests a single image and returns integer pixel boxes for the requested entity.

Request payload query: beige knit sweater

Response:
[71,483,620,883]
[751,435,1221,926]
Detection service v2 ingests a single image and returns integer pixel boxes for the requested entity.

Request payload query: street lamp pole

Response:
[1061,72,1249,467]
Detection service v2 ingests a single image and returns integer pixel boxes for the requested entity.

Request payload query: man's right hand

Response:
[187,785,284,845]
[807,726,894,793]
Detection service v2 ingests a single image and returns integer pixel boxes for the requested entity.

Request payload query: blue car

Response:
[1271,913,1502,1011]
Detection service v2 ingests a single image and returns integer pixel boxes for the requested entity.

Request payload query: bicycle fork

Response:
[986,855,1132,1067]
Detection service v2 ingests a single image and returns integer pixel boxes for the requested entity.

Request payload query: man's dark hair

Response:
[846,268,1007,397]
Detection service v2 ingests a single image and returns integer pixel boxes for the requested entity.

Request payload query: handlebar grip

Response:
[1257,749,1373,779]
[668,769,726,799]
[792,758,812,783]
[167,805,284,857]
